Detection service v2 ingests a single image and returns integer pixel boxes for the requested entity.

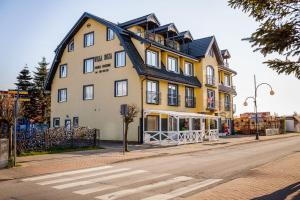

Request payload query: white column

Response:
[159,113,162,144]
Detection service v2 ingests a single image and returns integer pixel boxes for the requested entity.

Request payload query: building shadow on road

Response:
[251,181,300,200]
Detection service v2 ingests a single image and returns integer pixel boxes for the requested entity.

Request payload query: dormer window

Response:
[167,56,178,73]
[184,62,193,76]
[107,28,114,41]
[68,39,74,52]
[146,50,159,68]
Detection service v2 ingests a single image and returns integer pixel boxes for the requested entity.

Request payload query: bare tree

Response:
[123,104,139,152]
[0,95,15,136]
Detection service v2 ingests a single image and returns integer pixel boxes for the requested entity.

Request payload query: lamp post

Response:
[243,75,275,140]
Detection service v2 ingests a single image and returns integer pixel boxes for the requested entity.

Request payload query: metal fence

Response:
[16,127,100,154]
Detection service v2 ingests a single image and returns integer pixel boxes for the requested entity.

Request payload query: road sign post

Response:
[120,104,128,155]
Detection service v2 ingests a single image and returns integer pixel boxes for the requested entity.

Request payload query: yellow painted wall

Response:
[51,19,142,141]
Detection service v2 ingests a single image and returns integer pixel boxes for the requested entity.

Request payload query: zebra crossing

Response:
[22,165,222,200]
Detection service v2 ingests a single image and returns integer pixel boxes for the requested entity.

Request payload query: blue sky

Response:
[0,0,299,115]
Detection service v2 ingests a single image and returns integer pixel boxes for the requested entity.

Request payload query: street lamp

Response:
[243,75,275,140]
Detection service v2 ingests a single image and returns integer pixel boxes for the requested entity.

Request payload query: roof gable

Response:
[119,13,160,28]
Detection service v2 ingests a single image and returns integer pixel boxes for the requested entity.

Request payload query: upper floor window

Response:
[168,84,179,106]
[59,64,67,78]
[185,87,195,108]
[184,62,193,76]
[84,32,94,47]
[167,56,179,73]
[225,94,231,111]
[115,51,126,67]
[207,89,215,109]
[206,66,215,85]
[115,80,128,97]
[146,80,159,104]
[224,74,231,86]
[68,39,74,52]
[58,88,67,102]
[146,50,159,68]
[84,58,94,73]
[83,85,94,100]
[107,28,114,41]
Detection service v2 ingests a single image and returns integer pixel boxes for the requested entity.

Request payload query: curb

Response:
[110,134,300,164]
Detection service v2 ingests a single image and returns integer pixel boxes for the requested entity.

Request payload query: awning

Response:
[144,109,219,119]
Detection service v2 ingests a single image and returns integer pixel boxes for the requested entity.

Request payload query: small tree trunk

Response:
[124,123,129,152]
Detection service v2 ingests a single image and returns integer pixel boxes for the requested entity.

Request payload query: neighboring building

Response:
[45,12,237,142]
[285,115,300,133]
[234,112,285,135]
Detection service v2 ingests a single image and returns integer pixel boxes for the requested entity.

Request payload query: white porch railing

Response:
[144,129,218,145]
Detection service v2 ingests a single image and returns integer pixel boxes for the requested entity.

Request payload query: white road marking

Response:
[53,170,146,189]
[38,168,130,185]
[73,173,170,195]
[95,176,193,200]
[22,166,113,182]
[73,185,118,195]
[142,179,223,200]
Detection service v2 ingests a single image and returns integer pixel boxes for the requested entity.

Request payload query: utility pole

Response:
[14,87,19,166]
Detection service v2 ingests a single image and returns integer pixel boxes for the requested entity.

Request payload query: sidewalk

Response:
[187,151,300,200]
[0,133,299,181]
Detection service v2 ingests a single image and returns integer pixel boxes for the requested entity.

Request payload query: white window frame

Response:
[224,74,231,86]
[84,32,94,47]
[184,62,193,76]
[53,118,60,128]
[167,56,179,73]
[83,85,94,100]
[115,80,128,97]
[58,89,67,103]
[146,80,159,104]
[115,51,126,68]
[206,66,215,85]
[146,50,159,68]
[59,64,67,78]
[107,28,114,41]
[84,58,94,73]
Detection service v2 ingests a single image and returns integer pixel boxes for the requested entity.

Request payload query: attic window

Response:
[87,23,91,28]
[68,39,74,52]
[208,49,214,57]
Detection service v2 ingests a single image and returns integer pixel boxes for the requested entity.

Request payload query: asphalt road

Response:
[1,136,300,200]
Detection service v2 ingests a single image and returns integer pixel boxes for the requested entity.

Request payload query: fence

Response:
[16,127,100,154]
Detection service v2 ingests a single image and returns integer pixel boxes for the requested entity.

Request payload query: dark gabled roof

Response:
[171,31,193,41]
[180,36,224,65]
[45,12,201,90]
[181,36,213,58]
[118,13,160,28]
[150,23,179,35]
[221,49,231,59]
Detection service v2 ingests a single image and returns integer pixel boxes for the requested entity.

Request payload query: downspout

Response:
[140,43,152,144]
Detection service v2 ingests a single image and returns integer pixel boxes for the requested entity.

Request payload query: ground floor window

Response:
[53,118,60,128]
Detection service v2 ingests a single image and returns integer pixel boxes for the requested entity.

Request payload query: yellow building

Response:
[45,12,237,144]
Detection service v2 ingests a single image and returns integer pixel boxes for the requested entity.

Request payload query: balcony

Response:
[218,83,237,95]
[146,91,160,105]
[168,94,180,106]
[140,31,181,50]
[165,39,179,50]
[185,96,196,108]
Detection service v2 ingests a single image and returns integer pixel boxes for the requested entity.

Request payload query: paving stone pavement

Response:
[186,151,300,200]
[0,133,299,182]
